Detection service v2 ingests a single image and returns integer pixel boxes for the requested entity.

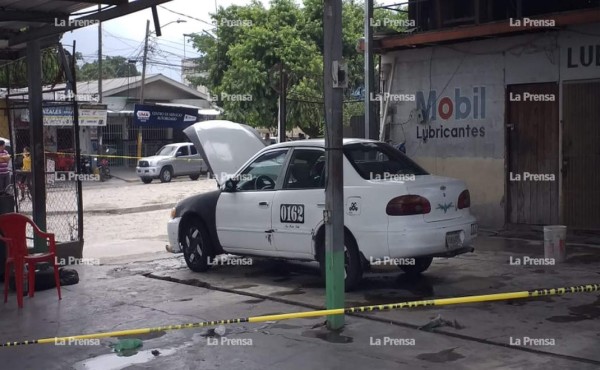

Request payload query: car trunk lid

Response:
[406,175,466,222]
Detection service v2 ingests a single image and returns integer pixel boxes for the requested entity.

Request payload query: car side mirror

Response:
[223,178,238,192]
[176,151,183,157]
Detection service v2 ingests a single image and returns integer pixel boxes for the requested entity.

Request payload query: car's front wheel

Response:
[189,174,200,181]
[181,218,213,272]
[141,177,152,184]
[159,167,173,183]
[398,257,433,276]
[317,232,363,291]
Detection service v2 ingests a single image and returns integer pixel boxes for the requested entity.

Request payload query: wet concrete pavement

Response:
[1,234,599,369]
[7,170,600,368]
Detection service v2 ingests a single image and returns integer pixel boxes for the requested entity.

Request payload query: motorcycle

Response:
[80,156,92,174]
[97,158,111,182]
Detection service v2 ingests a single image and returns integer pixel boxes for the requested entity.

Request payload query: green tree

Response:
[189,0,408,137]
[75,55,140,81]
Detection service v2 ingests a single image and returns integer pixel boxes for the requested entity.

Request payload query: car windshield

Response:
[343,142,429,180]
[155,146,176,156]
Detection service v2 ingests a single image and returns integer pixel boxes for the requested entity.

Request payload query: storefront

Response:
[380,23,600,230]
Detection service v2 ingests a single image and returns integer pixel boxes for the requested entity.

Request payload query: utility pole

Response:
[98,4,102,104]
[278,62,287,143]
[137,19,150,160]
[323,0,345,330]
[98,4,103,157]
[364,0,376,140]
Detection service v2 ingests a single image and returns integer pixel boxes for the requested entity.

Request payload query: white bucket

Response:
[543,225,567,263]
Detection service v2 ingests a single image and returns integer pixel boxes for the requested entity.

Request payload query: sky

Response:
[60,0,254,82]
[60,0,399,83]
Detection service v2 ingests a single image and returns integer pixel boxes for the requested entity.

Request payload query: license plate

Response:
[144,170,149,173]
[446,231,462,249]
[471,223,478,235]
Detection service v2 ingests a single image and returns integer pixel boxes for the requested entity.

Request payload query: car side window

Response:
[176,146,189,157]
[283,149,325,190]
[236,149,288,191]
[190,145,198,155]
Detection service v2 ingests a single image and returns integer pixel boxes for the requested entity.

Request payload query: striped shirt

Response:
[0,150,9,174]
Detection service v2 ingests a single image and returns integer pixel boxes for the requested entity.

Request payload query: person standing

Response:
[0,140,11,194]
[18,147,32,200]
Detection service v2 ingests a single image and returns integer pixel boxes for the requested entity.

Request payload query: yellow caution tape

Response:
[1,283,598,347]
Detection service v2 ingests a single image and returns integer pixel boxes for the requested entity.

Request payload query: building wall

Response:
[381,23,599,229]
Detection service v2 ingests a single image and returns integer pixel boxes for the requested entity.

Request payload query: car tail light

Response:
[458,190,470,209]
[386,195,431,216]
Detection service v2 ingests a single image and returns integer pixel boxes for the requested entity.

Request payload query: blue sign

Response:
[133,104,199,127]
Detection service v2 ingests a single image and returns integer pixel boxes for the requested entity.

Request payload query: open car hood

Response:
[184,120,266,185]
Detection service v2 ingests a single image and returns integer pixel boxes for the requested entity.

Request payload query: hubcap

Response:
[185,227,202,264]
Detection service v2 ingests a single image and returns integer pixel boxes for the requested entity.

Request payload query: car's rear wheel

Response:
[317,231,363,291]
[159,167,173,183]
[141,177,153,184]
[189,174,200,181]
[181,218,213,272]
[399,257,433,275]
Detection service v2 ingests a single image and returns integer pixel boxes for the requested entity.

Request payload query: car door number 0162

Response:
[280,204,304,223]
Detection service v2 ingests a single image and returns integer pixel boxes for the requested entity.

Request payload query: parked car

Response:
[167,121,478,290]
[136,142,207,184]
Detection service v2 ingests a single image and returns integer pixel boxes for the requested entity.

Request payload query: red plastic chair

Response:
[0,213,62,308]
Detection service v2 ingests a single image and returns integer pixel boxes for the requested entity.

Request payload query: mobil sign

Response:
[417,87,486,121]
[415,87,487,140]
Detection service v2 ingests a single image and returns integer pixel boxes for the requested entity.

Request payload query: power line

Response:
[158,5,215,27]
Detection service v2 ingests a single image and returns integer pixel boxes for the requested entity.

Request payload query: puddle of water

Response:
[301,329,353,344]
[73,333,204,370]
[416,348,465,363]
[73,347,177,370]
[546,297,600,323]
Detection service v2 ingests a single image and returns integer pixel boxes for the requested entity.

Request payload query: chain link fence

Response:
[9,102,82,246]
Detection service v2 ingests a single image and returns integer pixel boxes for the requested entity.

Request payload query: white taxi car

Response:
[168,120,477,290]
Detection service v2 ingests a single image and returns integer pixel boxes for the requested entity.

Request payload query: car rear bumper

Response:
[167,217,182,253]
[136,166,159,178]
[388,216,477,258]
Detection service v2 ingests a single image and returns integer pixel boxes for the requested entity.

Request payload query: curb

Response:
[110,174,140,183]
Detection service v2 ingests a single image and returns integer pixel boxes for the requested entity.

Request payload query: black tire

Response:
[317,231,363,291]
[189,174,200,181]
[181,218,213,272]
[399,257,433,276]
[159,167,173,183]
[141,177,153,184]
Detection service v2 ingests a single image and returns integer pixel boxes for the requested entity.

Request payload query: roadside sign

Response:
[133,104,199,127]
